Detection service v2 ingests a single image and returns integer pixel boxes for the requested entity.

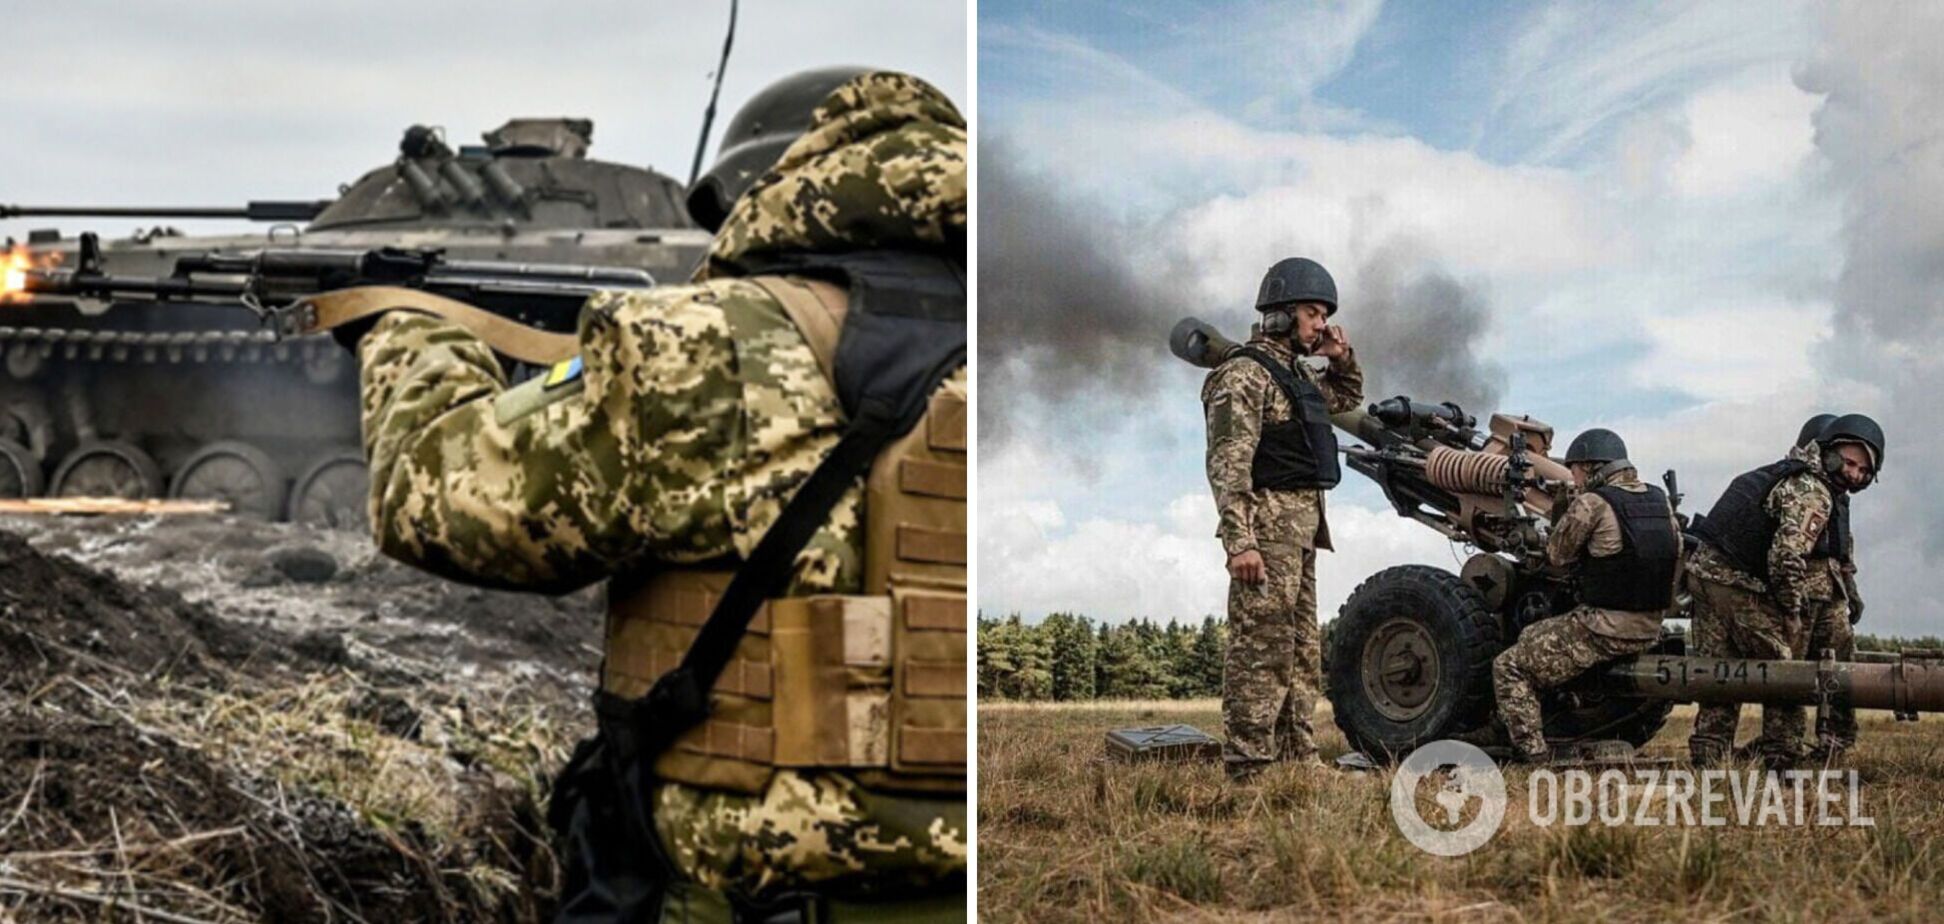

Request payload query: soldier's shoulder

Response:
[1771,469,1834,510]
[1202,353,1268,400]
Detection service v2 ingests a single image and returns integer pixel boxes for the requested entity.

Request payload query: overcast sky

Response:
[1,1,965,242]
[980,0,1944,638]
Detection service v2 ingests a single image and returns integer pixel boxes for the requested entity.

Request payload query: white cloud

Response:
[1626,298,1830,401]
[978,443,1464,627]
[1670,68,1822,198]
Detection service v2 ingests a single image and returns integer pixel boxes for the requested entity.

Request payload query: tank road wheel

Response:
[1326,565,1504,760]
[1547,631,1683,749]
[0,437,42,498]
[169,441,288,519]
[287,449,370,532]
[50,440,164,499]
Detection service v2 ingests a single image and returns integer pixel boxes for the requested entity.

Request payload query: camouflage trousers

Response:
[1686,574,1805,764]
[1493,610,1659,759]
[1807,597,1857,752]
[1223,541,1319,774]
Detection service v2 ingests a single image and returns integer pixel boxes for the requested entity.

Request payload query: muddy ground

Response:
[0,512,606,922]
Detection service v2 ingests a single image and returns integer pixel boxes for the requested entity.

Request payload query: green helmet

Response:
[685,66,872,232]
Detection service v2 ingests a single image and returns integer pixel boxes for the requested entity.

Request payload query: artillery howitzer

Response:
[0,119,709,526]
[1172,317,1944,759]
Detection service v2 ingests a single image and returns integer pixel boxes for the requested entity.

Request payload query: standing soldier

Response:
[347,70,967,922]
[1686,414,1882,767]
[1492,430,1682,763]
[1202,257,1363,780]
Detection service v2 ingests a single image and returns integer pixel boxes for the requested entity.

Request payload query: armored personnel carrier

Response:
[0,119,711,529]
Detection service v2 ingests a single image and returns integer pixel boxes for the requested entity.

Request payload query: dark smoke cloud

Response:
[977,139,1196,446]
[1341,242,1506,415]
[979,138,1504,447]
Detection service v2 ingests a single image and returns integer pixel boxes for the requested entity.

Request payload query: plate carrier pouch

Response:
[595,251,967,796]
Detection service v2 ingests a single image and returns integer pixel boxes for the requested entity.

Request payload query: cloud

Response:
[1484,0,1812,164]
[979,441,1464,626]
[1790,1,1944,632]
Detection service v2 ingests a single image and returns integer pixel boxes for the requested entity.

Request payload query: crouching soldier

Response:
[1493,429,1682,763]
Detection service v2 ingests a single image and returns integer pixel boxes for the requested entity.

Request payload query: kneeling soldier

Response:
[1493,429,1682,762]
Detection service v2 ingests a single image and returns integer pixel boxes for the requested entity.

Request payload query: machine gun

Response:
[1169,315,1944,760]
[5,231,655,362]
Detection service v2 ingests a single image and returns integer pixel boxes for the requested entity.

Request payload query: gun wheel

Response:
[1360,617,1443,720]
[0,437,43,498]
[169,441,288,520]
[287,449,369,532]
[1327,564,1504,760]
[50,440,164,500]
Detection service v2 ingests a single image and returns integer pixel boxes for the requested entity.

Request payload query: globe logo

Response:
[1388,739,1507,856]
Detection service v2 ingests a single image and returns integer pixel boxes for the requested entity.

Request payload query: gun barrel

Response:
[1605,654,1944,713]
[0,200,332,222]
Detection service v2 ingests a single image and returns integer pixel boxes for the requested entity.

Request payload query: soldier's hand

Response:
[1315,324,1350,360]
[1228,549,1266,584]
[1849,597,1864,625]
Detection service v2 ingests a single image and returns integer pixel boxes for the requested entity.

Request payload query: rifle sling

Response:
[299,285,580,365]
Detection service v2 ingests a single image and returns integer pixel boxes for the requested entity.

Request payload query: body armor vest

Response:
[1234,347,1340,490]
[1577,484,1679,612]
[600,255,966,796]
[1692,459,1842,580]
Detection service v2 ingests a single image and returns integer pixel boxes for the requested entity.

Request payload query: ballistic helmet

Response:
[1256,257,1337,315]
[1797,413,1837,449]
[1564,428,1628,465]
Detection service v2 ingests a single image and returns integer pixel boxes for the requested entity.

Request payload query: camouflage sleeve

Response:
[357,289,744,593]
[1319,347,1364,414]
[1546,491,1603,569]
[1765,475,1833,621]
[1203,364,1263,558]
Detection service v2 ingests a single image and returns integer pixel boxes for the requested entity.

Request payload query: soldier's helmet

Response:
[1818,413,1885,485]
[1564,428,1627,465]
[1256,257,1337,316]
[1796,413,1837,449]
[685,66,873,232]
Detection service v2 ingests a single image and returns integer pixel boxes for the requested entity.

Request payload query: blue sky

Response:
[979,1,1944,637]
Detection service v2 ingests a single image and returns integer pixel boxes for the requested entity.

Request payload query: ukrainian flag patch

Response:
[545,355,583,389]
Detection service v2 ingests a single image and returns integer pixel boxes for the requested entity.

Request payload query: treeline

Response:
[977,613,1225,701]
[975,616,1942,704]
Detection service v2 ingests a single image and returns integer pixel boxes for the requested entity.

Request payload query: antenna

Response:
[688,0,739,187]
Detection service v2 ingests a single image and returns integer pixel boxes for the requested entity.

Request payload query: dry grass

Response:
[979,700,1944,922]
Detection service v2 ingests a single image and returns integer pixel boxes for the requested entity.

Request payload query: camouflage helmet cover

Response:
[686,66,873,231]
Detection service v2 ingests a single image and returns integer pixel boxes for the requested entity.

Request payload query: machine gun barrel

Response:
[1605,652,1944,717]
[1,200,334,222]
[7,232,656,349]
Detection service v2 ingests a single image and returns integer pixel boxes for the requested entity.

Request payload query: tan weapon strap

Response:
[299,286,580,365]
[746,275,848,387]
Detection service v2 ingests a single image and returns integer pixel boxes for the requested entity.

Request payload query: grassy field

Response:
[978,700,1944,922]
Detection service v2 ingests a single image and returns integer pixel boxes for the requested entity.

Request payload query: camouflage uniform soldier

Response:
[1493,429,1681,762]
[352,70,967,922]
[1686,414,1881,767]
[1202,258,1363,780]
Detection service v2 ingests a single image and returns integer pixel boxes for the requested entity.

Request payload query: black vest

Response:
[1692,458,1843,579]
[1577,484,1679,611]
[1234,347,1340,490]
